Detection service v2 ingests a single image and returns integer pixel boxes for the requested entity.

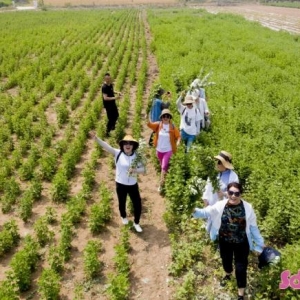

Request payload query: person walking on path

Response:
[176,93,201,152]
[102,73,121,137]
[192,182,265,300]
[148,87,171,146]
[203,150,239,207]
[90,131,145,232]
[187,79,211,129]
[150,87,171,123]
[147,108,181,192]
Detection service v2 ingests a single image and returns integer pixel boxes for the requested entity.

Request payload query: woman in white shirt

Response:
[91,132,145,232]
[187,81,210,130]
[176,94,201,152]
[203,151,239,206]
[147,109,180,192]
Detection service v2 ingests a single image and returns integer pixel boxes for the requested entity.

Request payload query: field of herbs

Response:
[147,7,300,299]
[0,6,300,300]
[0,9,149,299]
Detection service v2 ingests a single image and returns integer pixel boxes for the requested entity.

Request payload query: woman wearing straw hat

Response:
[187,81,210,130]
[203,150,239,207]
[90,132,145,232]
[176,93,201,152]
[147,109,181,192]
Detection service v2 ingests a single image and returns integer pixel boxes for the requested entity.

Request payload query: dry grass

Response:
[44,0,178,6]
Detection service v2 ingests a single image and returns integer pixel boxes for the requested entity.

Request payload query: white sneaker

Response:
[133,223,143,232]
[121,218,129,225]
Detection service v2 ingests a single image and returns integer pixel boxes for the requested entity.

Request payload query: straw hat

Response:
[119,135,139,151]
[183,95,195,105]
[159,109,173,119]
[214,151,234,169]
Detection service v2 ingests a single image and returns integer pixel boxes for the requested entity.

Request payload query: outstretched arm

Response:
[192,207,211,219]
[176,91,186,111]
[89,131,115,155]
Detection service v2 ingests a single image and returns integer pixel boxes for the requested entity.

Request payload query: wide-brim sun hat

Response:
[119,135,139,151]
[159,109,173,119]
[183,95,195,105]
[214,150,234,170]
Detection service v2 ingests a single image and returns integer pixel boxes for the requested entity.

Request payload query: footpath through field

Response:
[57,9,173,300]
[124,10,174,300]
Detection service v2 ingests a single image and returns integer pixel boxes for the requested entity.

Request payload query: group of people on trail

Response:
[95,73,269,300]
[147,82,211,190]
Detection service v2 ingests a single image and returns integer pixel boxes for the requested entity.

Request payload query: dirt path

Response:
[127,10,173,300]
[58,9,172,300]
[197,3,300,34]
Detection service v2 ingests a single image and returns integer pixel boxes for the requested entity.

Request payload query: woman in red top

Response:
[147,109,180,192]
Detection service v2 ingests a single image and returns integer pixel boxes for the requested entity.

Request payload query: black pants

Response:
[219,239,250,288]
[116,182,142,224]
[104,101,119,134]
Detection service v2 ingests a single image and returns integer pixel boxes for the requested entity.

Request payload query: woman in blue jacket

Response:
[192,182,265,300]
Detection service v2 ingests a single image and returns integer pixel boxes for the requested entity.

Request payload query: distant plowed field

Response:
[201,4,300,34]
[44,0,177,5]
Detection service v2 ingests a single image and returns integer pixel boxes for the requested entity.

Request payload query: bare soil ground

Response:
[197,3,300,34]
[43,0,177,6]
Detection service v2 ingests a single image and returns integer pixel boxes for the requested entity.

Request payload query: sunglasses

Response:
[123,141,134,146]
[186,103,193,106]
[217,160,222,165]
[228,190,241,197]
[162,114,171,119]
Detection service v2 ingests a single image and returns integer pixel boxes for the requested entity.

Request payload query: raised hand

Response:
[89,131,97,139]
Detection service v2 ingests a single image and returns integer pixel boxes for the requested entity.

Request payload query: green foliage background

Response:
[0,6,300,299]
[148,7,300,298]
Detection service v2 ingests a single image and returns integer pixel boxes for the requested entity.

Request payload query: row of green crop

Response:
[148,7,300,299]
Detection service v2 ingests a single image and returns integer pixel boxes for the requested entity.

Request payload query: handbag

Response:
[258,247,281,269]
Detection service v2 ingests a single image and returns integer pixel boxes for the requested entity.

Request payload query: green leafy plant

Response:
[9,235,40,292]
[58,218,74,262]
[83,240,102,280]
[19,190,34,222]
[0,220,20,257]
[0,279,18,300]
[89,183,112,234]
[45,206,57,224]
[51,171,69,202]
[48,245,64,274]
[34,217,54,247]
[106,226,130,299]
[37,268,61,300]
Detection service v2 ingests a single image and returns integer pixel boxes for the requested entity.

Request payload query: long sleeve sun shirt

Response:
[95,137,145,185]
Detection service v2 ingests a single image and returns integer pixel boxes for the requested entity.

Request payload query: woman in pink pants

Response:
[147,109,181,193]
